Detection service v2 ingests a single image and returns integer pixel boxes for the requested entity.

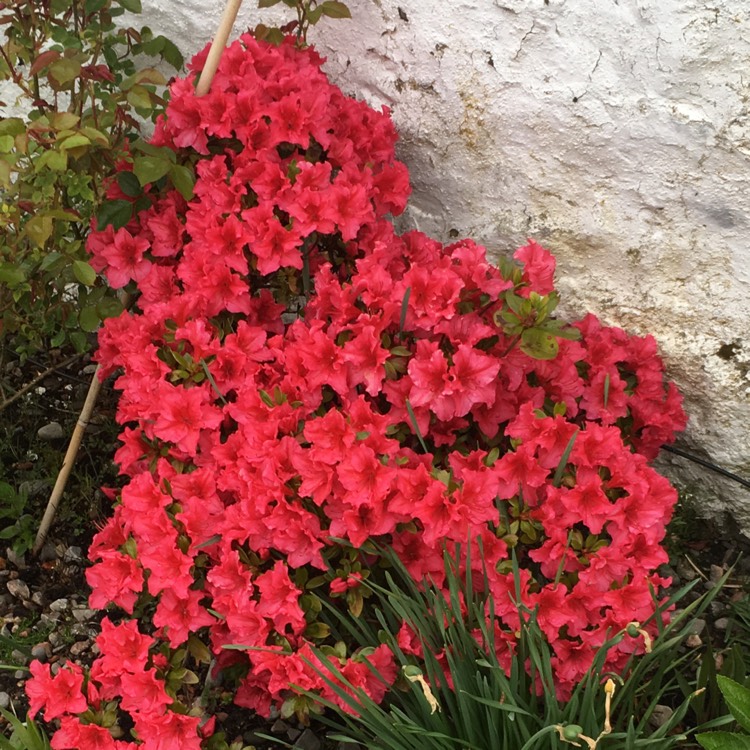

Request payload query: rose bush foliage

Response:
[25,34,687,749]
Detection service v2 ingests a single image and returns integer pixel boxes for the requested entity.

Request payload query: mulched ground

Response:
[1,353,750,748]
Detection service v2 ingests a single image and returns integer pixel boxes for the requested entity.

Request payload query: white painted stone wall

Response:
[75,2,750,527]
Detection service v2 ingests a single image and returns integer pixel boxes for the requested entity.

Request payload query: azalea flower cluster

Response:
[26,33,686,748]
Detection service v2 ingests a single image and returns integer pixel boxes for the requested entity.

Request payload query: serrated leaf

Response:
[160,38,184,70]
[96,200,133,230]
[133,155,171,186]
[320,0,352,18]
[72,260,97,286]
[117,171,142,197]
[79,306,100,332]
[696,732,750,750]
[169,164,195,200]
[717,676,750,735]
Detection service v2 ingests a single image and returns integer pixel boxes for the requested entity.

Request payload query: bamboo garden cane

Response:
[33,0,245,556]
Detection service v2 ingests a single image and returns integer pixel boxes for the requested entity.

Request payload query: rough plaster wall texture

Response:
[20,1,750,524]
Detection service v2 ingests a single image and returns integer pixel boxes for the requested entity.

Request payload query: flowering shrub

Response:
[25,31,687,749]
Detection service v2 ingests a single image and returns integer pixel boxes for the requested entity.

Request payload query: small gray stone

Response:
[10,649,28,666]
[72,607,96,623]
[40,613,60,627]
[38,542,58,563]
[6,579,30,601]
[49,598,69,612]
[70,640,89,657]
[63,546,83,564]
[271,719,290,734]
[674,559,698,582]
[82,363,98,375]
[37,422,64,441]
[30,642,51,662]
[688,618,706,636]
[31,591,44,607]
[48,632,63,648]
[648,704,674,729]
[0,691,9,710]
[294,728,321,750]
[714,617,730,631]
[6,549,26,569]
[710,565,725,583]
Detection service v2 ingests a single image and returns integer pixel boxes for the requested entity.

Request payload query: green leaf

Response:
[48,59,82,87]
[69,331,88,353]
[160,38,184,70]
[96,296,124,319]
[552,431,578,488]
[116,0,142,11]
[85,0,108,14]
[126,84,153,110]
[696,732,750,750]
[117,171,142,198]
[304,622,332,640]
[169,164,195,200]
[40,252,63,272]
[0,118,25,137]
[0,265,25,287]
[96,200,133,230]
[35,149,68,172]
[24,215,54,247]
[79,306,100,332]
[520,327,559,360]
[399,286,411,334]
[320,0,352,18]
[133,155,172,186]
[258,0,283,6]
[307,6,324,24]
[72,260,97,286]
[133,140,177,162]
[717,676,750,734]
[59,133,91,150]
[0,135,14,152]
